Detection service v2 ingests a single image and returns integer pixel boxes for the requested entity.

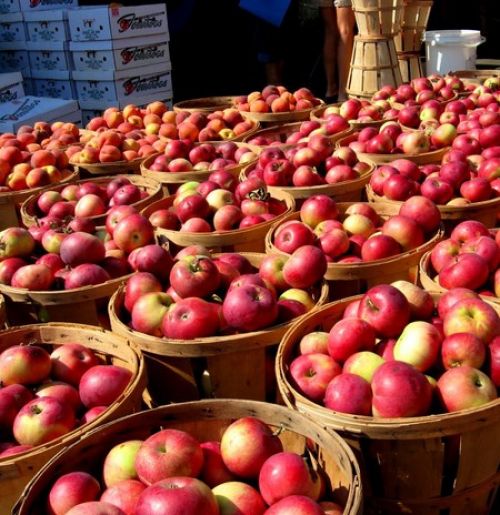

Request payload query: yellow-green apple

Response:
[212,481,266,515]
[279,288,315,311]
[64,264,110,289]
[393,321,442,372]
[273,221,316,254]
[391,280,434,320]
[282,245,327,289]
[358,284,411,338]
[0,345,51,386]
[200,441,236,488]
[0,384,33,430]
[162,297,220,339]
[327,317,376,363]
[441,333,486,369]
[300,195,338,228]
[324,373,372,415]
[343,214,375,238]
[399,196,441,234]
[0,227,35,260]
[100,479,146,515]
[135,428,203,485]
[402,131,430,154]
[439,254,490,290]
[258,451,321,505]
[220,416,283,479]
[13,396,76,446]
[103,440,143,487]
[65,500,127,514]
[135,476,219,515]
[50,343,100,387]
[289,353,341,401]
[35,382,81,412]
[437,288,480,319]
[79,365,132,408]
[443,298,500,343]
[371,361,433,417]
[437,366,497,412]
[381,215,424,251]
[343,351,385,382]
[131,292,173,336]
[113,214,154,253]
[430,123,457,148]
[41,230,67,255]
[299,332,329,355]
[48,471,101,515]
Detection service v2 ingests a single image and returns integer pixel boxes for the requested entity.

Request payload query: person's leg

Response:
[320,4,338,101]
[335,3,355,101]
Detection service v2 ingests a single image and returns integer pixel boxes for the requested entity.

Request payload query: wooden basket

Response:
[70,156,144,177]
[347,36,403,100]
[337,133,448,164]
[0,271,133,327]
[0,323,146,513]
[140,142,260,194]
[0,293,6,329]
[109,252,329,403]
[0,169,79,231]
[240,101,325,125]
[366,184,500,229]
[141,189,295,254]
[419,250,499,305]
[241,160,374,206]
[14,398,363,515]
[265,202,444,299]
[20,174,163,228]
[173,95,238,113]
[394,0,433,52]
[449,69,500,85]
[398,52,424,82]
[276,294,500,515]
[352,0,404,37]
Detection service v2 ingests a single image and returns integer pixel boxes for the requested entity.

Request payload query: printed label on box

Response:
[26,20,69,41]
[0,83,24,103]
[20,0,77,11]
[0,0,21,14]
[33,78,74,100]
[29,49,72,71]
[0,14,25,42]
[0,50,29,70]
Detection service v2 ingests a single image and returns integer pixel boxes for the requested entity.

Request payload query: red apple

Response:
[48,471,101,515]
[79,365,132,408]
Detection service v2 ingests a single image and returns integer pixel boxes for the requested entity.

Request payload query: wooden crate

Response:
[0,323,146,513]
[239,101,325,125]
[0,169,79,231]
[265,202,444,300]
[14,399,363,515]
[394,0,433,52]
[347,36,403,100]
[70,156,143,177]
[108,253,329,404]
[173,95,238,113]
[20,174,163,228]
[352,0,404,37]
[141,189,295,254]
[276,294,500,515]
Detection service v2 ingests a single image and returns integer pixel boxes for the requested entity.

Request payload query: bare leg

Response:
[336,7,355,101]
[320,6,339,99]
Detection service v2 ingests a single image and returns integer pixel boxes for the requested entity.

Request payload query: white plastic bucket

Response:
[423,30,486,75]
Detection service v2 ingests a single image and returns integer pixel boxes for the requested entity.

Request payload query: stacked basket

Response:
[348,0,404,99]
[395,1,434,81]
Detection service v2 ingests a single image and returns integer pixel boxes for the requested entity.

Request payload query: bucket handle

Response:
[428,36,486,48]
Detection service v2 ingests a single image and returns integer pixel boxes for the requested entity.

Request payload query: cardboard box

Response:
[0,41,29,71]
[0,12,25,42]
[68,4,168,42]
[0,72,24,103]
[0,0,20,14]
[70,34,169,72]
[20,0,77,11]
[72,63,172,103]
[24,9,69,42]
[27,41,72,71]
[29,68,74,99]
[79,93,173,112]
[0,95,78,132]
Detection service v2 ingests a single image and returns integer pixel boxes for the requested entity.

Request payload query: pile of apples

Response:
[0,342,132,458]
[68,129,157,165]
[246,118,350,148]
[43,416,344,515]
[0,146,72,193]
[0,207,157,291]
[146,140,257,175]
[317,97,401,124]
[271,195,440,263]
[122,245,325,339]
[30,176,150,223]
[233,85,323,114]
[86,102,256,143]
[245,136,371,188]
[428,220,499,298]
[147,177,289,233]
[288,282,499,417]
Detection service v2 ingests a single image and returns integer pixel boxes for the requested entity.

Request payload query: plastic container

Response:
[423,30,485,75]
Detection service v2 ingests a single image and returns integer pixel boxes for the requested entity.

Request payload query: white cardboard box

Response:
[72,63,172,103]
[20,0,77,11]
[70,34,169,72]
[0,0,20,14]
[0,95,78,132]
[29,68,74,99]
[27,41,72,71]
[0,72,24,103]
[24,9,69,42]
[68,4,168,42]
[0,41,29,71]
[0,12,25,41]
